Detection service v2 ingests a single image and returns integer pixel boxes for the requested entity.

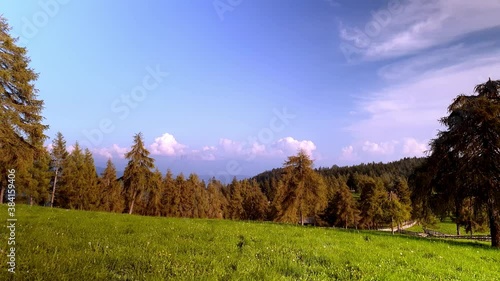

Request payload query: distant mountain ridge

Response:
[252,157,426,193]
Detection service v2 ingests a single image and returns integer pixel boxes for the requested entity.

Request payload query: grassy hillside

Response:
[1,205,499,280]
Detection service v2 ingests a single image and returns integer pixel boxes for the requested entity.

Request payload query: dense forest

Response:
[1,15,499,248]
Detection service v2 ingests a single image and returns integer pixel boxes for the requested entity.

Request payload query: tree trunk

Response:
[0,185,4,204]
[30,195,33,206]
[128,199,135,215]
[128,191,138,215]
[456,223,460,236]
[488,201,500,248]
[51,170,58,208]
[391,216,394,235]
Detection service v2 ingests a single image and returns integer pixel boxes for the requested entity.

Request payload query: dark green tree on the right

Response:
[428,78,500,248]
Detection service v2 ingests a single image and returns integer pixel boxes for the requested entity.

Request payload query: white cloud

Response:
[348,54,500,145]
[149,133,186,156]
[89,135,317,163]
[93,148,112,159]
[339,0,500,60]
[340,138,429,163]
[219,138,244,155]
[377,42,497,81]
[340,145,357,161]
[341,2,500,164]
[92,144,127,159]
[250,142,266,156]
[362,140,398,155]
[273,137,317,156]
[189,146,218,161]
[402,138,428,156]
[111,144,127,157]
[216,137,316,158]
[202,146,216,152]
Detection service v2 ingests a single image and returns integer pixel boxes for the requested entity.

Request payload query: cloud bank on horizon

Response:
[93,133,318,162]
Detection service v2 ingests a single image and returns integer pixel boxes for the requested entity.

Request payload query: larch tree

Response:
[0,16,48,203]
[82,148,98,210]
[240,179,269,221]
[322,175,341,226]
[191,175,208,219]
[49,132,68,207]
[228,177,244,220]
[58,142,85,209]
[273,150,328,225]
[145,169,164,216]
[98,159,124,213]
[163,169,180,217]
[331,181,361,229]
[178,173,195,218]
[171,173,187,217]
[383,191,406,234]
[123,132,155,215]
[57,143,98,210]
[206,178,227,219]
[385,177,412,233]
[18,147,51,206]
[359,176,387,229]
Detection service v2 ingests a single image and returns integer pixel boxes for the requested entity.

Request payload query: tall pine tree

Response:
[98,159,124,212]
[273,150,327,225]
[18,147,51,206]
[123,132,155,214]
[330,181,361,229]
[359,176,387,229]
[49,132,68,207]
[58,143,85,209]
[163,169,180,217]
[144,169,164,216]
[0,16,48,203]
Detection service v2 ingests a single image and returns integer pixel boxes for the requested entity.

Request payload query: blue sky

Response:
[2,0,500,178]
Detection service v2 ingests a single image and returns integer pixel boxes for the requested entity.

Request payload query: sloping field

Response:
[1,205,499,280]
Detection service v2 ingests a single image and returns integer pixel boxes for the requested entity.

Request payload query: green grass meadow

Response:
[1,205,499,280]
[406,218,490,236]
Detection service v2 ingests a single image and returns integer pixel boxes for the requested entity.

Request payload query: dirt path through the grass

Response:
[378,221,417,232]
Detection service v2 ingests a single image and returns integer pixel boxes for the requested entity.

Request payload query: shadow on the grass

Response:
[321,226,495,250]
